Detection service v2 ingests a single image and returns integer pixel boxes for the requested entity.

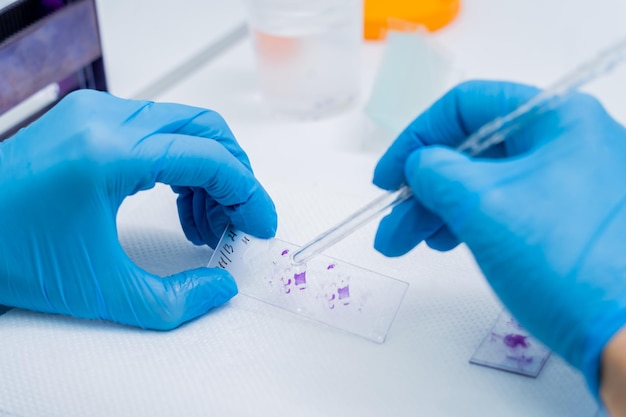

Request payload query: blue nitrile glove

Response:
[0,90,277,330]
[373,80,626,398]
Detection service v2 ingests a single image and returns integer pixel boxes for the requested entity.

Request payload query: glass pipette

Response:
[290,37,626,265]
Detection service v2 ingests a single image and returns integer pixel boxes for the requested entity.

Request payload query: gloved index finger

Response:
[170,108,253,172]
[119,100,253,172]
[373,80,540,191]
[132,133,277,239]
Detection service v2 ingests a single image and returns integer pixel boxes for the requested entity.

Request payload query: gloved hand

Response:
[373,80,626,398]
[0,90,277,330]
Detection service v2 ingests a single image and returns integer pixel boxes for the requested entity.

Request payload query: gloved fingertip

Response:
[374,197,445,257]
[230,210,277,239]
[242,206,277,239]
[372,161,403,191]
[185,267,238,311]
[228,189,278,239]
[425,238,459,252]
[374,216,414,257]
[374,235,405,257]
[425,226,461,251]
[262,210,278,238]
[155,268,238,330]
[254,223,277,239]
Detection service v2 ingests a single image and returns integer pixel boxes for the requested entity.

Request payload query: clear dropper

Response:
[290,37,626,266]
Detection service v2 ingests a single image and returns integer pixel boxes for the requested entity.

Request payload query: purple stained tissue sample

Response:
[281,249,289,256]
[470,312,550,377]
[294,271,306,288]
[327,264,336,270]
[337,285,350,301]
[503,334,529,349]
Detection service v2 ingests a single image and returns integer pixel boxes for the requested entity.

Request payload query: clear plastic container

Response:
[244,0,362,118]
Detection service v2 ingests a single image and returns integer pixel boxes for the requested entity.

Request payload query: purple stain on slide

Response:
[280,277,292,294]
[327,264,336,270]
[337,285,350,301]
[503,334,529,349]
[281,249,289,256]
[470,312,550,377]
[294,271,306,287]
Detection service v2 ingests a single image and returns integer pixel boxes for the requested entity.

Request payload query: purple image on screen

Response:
[0,0,107,125]
[41,0,64,13]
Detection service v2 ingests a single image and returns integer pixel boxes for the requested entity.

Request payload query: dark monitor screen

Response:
[0,0,107,141]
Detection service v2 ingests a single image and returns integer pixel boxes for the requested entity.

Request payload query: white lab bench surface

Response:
[1,1,625,416]
[94,0,247,99]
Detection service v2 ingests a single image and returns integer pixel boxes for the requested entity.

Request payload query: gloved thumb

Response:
[404,146,487,238]
[107,266,238,330]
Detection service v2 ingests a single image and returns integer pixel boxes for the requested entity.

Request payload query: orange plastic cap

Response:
[364,0,461,40]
